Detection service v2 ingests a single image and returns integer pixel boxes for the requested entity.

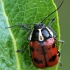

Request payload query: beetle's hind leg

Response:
[59,61,62,66]
[57,50,62,66]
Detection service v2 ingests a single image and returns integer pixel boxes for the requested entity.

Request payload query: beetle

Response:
[6,0,64,69]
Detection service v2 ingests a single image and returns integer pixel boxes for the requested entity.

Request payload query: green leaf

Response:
[0,0,60,70]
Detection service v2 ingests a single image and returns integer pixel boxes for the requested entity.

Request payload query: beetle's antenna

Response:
[5,25,18,29]
[41,0,64,23]
[5,24,31,30]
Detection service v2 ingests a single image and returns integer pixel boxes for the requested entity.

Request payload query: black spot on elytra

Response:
[52,43,55,48]
[48,48,50,50]
[30,47,34,52]
[34,58,43,64]
[49,55,56,62]
[36,48,39,52]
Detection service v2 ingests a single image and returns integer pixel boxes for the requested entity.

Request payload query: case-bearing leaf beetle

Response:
[6,0,64,69]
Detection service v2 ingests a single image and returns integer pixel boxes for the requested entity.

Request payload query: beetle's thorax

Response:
[30,23,53,42]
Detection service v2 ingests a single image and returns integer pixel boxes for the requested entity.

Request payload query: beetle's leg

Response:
[48,18,57,38]
[57,50,62,66]
[59,61,62,66]
[16,43,29,52]
[57,50,60,57]
[55,39,64,44]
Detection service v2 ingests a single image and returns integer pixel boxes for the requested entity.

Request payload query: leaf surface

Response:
[0,0,60,70]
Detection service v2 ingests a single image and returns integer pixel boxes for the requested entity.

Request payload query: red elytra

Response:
[30,38,58,68]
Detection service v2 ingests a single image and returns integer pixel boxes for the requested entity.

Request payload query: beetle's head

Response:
[34,23,46,29]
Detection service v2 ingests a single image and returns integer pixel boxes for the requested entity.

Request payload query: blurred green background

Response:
[55,0,70,70]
